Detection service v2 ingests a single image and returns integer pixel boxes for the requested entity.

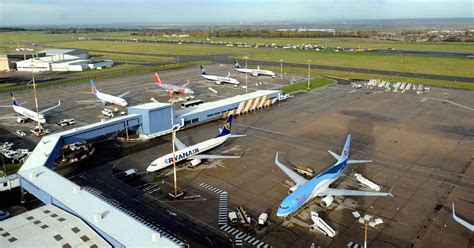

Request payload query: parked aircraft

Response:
[150,72,194,95]
[87,79,129,106]
[275,134,393,217]
[0,92,60,124]
[200,65,240,85]
[147,114,244,172]
[233,59,276,78]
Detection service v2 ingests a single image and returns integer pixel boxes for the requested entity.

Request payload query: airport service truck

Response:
[293,164,314,177]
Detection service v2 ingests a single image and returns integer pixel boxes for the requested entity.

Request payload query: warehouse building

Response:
[0,53,46,71]
[15,49,113,72]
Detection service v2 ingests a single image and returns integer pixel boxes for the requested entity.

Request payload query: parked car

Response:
[16,130,27,137]
[0,210,10,221]
[56,118,75,126]
[29,127,51,136]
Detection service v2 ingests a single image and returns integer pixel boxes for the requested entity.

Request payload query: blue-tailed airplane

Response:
[275,134,393,217]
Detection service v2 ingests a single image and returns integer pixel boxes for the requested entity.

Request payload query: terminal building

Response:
[129,90,282,138]
[15,49,113,72]
[10,90,285,247]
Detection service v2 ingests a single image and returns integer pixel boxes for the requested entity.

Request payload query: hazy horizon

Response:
[1,0,473,27]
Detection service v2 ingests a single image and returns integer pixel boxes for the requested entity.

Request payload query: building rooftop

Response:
[129,101,171,110]
[176,90,279,117]
[39,49,88,56]
[18,115,182,247]
[0,204,111,248]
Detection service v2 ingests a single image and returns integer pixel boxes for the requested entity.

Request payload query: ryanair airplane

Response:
[275,134,393,217]
[0,92,60,124]
[233,59,276,78]
[147,114,244,172]
[200,65,240,86]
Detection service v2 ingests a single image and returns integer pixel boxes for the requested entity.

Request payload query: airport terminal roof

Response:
[0,204,111,248]
[129,101,171,110]
[176,90,279,117]
[18,115,182,247]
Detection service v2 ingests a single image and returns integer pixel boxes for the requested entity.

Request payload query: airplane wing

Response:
[319,188,393,197]
[275,152,308,186]
[192,154,240,160]
[182,80,190,87]
[76,99,100,104]
[39,100,60,114]
[117,91,130,98]
[173,136,187,150]
[452,203,474,232]
[0,115,18,120]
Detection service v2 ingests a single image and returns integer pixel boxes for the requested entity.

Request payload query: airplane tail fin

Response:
[339,134,351,163]
[331,134,372,164]
[90,79,99,95]
[233,59,241,68]
[10,92,18,106]
[154,72,162,84]
[216,114,233,137]
[200,65,208,75]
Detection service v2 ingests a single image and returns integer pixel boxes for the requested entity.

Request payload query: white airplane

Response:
[149,72,194,95]
[0,92,60,124]
[147,114,244,172]
[87,79,129,107]
[452,203,474,232]
[233,59,276,78]
[200,65,240,86]
[275,134,393,217]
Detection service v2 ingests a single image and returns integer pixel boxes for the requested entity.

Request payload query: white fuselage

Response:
[157,83,194,94]
[96,92,128,107]
[236,68,276,78]
[147,135,229,172]
[202,74,240,85]
[13,105,46,123]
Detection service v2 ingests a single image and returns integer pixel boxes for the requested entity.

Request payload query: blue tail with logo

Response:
[200,65,208,75]
[338,134,351,163]
[216,114,233,137]
[233,59,241,68]
[10,92,18,106]
[90,79,99,96]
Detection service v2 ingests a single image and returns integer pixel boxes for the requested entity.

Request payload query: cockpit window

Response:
[279,206,289,210]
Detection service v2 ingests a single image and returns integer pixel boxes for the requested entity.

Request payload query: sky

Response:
[0,0,473,26]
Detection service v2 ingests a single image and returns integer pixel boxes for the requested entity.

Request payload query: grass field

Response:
[235,50,474,78]
[280,78,335,93]
[0,83,17,88]
[90,52,174,64]
[44,40,256,56]
[265,66,474,90]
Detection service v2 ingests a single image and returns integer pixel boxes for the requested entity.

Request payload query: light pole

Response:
[244,56,249,94]
[279,59,283,79]
[307,59,311,90]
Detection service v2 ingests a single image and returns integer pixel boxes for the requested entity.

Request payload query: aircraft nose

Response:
[146,165,156,172]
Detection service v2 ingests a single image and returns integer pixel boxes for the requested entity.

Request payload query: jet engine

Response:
[189,158,202,167]
[320,195,334,208]
[252,72,258,77]
[215,81,222,85]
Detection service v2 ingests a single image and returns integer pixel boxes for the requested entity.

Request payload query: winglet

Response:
[154,72,162,84]
[200,65,208,75]
[216,114,233,137]
[388,184,395,197]
[227,72,231,78]
[10,92,18,106]
[233,59,241,68]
